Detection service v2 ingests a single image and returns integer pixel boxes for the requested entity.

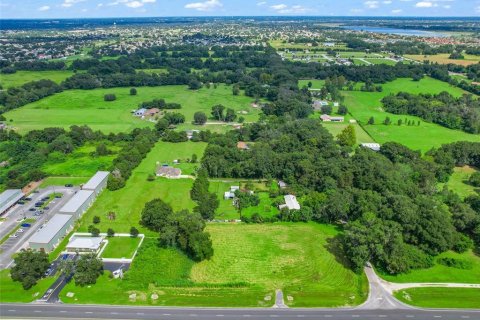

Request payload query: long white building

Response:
[82,171,109,195]
[59,190,95,219]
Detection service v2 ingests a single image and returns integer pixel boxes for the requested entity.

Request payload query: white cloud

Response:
[269,3,308,13]
[415,1,434,7]
[392,8,403,13]
[383,0,392,4]
[257,1,267,6]
[476,6,480,13]
[61,0,85,8]
[364,1,379,9]
[126,1,143,8]
[142,0,156,3]
[270,4,287,10]
[185,0,223,11]
[443,4,450,8]
[38,5,50,11]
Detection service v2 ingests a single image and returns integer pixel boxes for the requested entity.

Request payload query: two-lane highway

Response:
[1,303,479,320]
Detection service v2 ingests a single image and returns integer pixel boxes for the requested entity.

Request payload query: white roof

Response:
[361,143,381,151]
[67,236,103,250]
[0,189,24,213]
[60,190,94,213]
[82,171,109,191]
[284,195,301,210]
[29,214,73,244]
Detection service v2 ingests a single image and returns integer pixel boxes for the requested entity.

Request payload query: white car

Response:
[17,229,24,233]
[9,234,18,238]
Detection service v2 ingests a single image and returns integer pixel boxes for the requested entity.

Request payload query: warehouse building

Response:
[29,214,74,252]
[59,190,95,219]
[82,171,110,195]
[0,189,24,216]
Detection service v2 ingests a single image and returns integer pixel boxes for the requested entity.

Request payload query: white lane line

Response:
[270,316,279,318]
[216,315,224,317]
[111,312,119,315]
[60,310,67,313]
[163,314,171,316]
[297,316,305,318]
[325,316,333,318]
[434,317,442,319]
[7,310,16,312]
[243,315,251,317]
[378,316,387,318]
[352,316,360,318]
[137,313,145,315]
[405,316,415,318]
[34,310,42,313]
[85,312,93,314]
[189,314,198,317]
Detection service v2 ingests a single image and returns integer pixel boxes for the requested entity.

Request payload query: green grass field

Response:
[0,269,57,302]
[42,143,119,177]
[440,166,479,199]
[78,141,206,234]
[343,77,480,152]
[5,85,259,134]
[39,176,89,189]
[379,250,480,284]
[60,223,367,307]
[0,70,74,88]
[394,287,480,309]
[298,79,325,89]
[100,236,142,259]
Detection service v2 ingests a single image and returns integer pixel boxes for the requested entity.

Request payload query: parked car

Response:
[65,184,73,187]
[17,229,24,233]
[55,194,62,198]
[17,201,25,205]
[29,208,36,212]
[9,234,18,238]
[44,206,50,210]
[24,197,32,201]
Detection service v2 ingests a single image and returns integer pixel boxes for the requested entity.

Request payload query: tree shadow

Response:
[324,234,354,270]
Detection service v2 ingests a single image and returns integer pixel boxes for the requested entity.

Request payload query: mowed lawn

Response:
[343,77,480,152]
[5,85,259,134]
[298,79,325,89]
[0,269,57,303]
[0,70,74,88]
[379,250,480,284]
[100,236,142,259]
[394,287,480,309]
[60,223,367,307]
[78,141,206,234]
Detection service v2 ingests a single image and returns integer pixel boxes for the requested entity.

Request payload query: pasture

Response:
[405,53,480,66]
[394,287,480,309]
[342,77,480,152]
[60,223,367,307]
[0,70,74,88]
[78,141,206,234]
[379,250,480,284]
[4,85,259,134]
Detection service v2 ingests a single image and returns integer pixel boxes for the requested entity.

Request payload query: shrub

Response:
[104,94,116,101]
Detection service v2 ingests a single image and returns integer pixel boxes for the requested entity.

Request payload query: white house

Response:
[361,143,381,151]
[279,195,301,210]
[224,186,240,199]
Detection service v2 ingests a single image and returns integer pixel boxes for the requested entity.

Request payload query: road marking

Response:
[324,316,332,318]
[405,316,415,318]
[434,317,442,319]
[60,311,67,313]
[216,315,224,317]
[352,316,360,318]
[34,310,42,313]
[7,310,16,312]
[85,312,93,314]
[378,316,387,318]
[243,315,251,317]
[297,316,305,318]
[137,313,145,315]
[189,314,198,317]
[111,312,119,315]
[163,314,171,316]
[270,316,279,318]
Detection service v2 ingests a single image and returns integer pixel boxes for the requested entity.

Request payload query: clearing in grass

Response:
[440,166,479,199]
[60,223,367,307]
[5,84,259,134]
[342,77,480,152]
[405,53,480,66]
[394,287,480,309]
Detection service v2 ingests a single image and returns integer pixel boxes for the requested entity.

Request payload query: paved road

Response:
[0,186,78,269]
[1,303,479,320]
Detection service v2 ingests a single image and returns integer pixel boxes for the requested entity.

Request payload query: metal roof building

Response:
[279,195,301,211]
[82,171,109,194]
[66,236,103,253]
[59,190,95,219]
[29,214,74,252]
[0,189,24,215]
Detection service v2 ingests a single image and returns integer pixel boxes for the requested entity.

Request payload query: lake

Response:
[343,26,448,37]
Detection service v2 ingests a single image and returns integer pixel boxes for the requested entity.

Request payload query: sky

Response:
[0,0,479,19]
